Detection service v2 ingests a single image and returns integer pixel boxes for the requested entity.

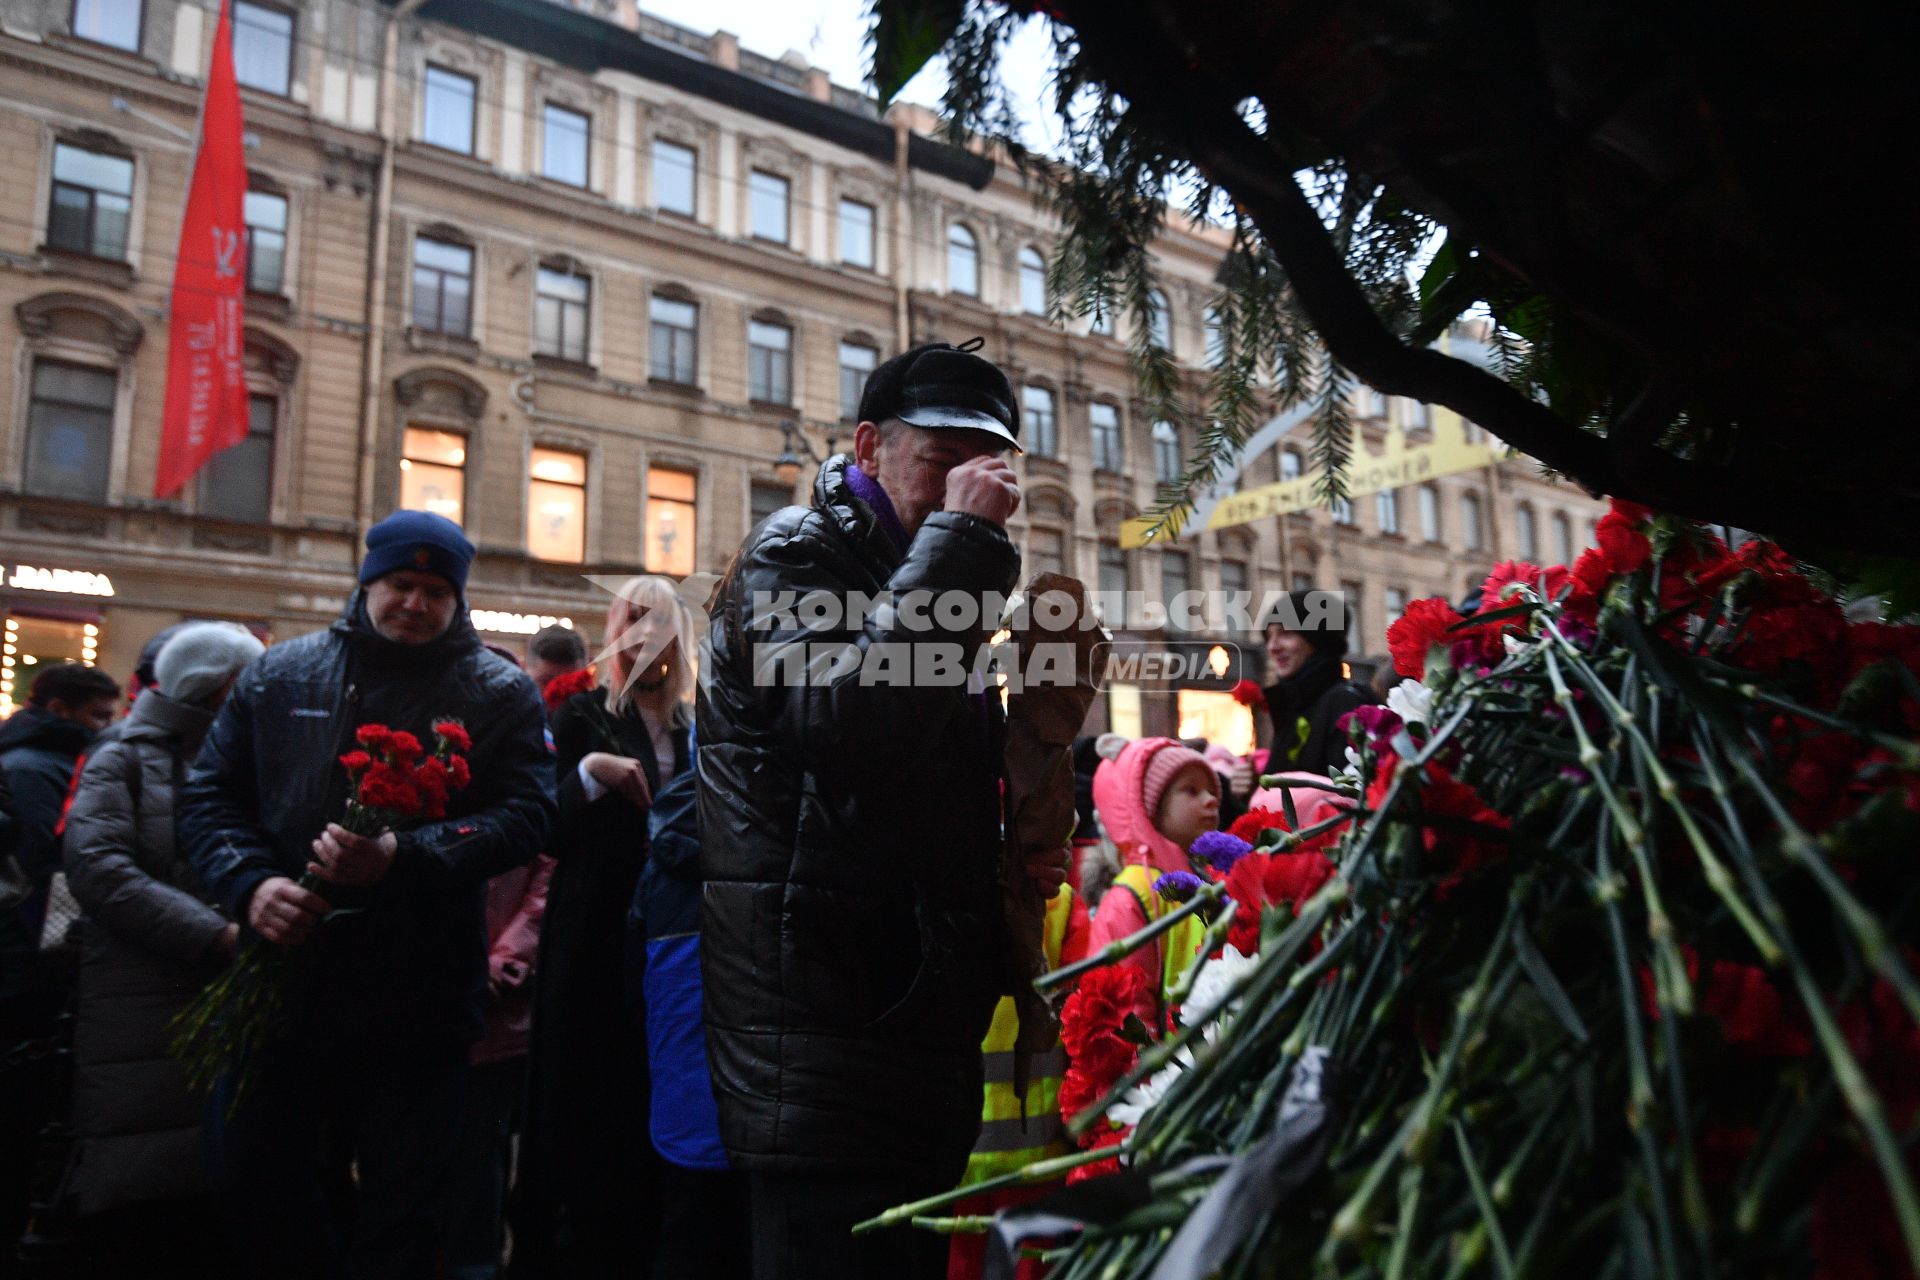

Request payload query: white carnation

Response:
[1386,679,1434,726]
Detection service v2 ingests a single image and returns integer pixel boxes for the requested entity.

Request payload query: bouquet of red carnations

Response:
[172,719,472,1102]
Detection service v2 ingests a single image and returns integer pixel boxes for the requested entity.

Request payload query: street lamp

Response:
[774,419,841,488]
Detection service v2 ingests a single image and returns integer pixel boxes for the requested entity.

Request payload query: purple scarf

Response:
[843,462,911,555]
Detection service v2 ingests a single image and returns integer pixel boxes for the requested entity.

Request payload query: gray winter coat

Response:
[60,691,230,1216]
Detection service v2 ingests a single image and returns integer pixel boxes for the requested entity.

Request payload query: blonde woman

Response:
[515,576,695,1277]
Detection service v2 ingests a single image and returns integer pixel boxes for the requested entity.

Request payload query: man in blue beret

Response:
[181,510,558,1278]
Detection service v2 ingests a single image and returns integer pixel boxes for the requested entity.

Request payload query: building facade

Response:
[0,0,1604,737]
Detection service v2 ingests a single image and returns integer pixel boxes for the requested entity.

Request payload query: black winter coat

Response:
[0,706,95,894]
[698,455,1020,1178]
[61,691,228,1216]
[179,593,556,1050]
[1262,655,1378,777]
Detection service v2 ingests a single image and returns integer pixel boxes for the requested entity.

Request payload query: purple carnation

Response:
[1152,871,1206,902]
[1189,831,1253,873]
[1341,703,1404,752]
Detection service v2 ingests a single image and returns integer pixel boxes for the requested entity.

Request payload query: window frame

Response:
[838,339,878,421]
[1147,288,1171,351]
[1460,491,1485,550]
[69,0,143,53]
[1418,484,1441,542]
[947,222,980,298]
[1018,246,1047,315]
[23,357,118,502]
[1022,385,1058,459]
[652,138,697,218]
[1375,488,1400,536]
[410,234,475,338]
[1090,402,1123,473]
[1281,447,1304,481]
[1553,511,1575,566]
[231,0,295,97]
[243,186,288,295]
[533,264,591,364]
[1515,503,1538,560]
[198,391,277,524]
[1152,419,1182,483]
[644,465,699,577]
[46,141,134,262]
[540,101,591,188]
[839,197,876,270]
[421,63,479,156]
[398,425,469,528]
[747,317,794,406]
[648,293,699,386]
[526,444,589,563]
[748,169,790,245]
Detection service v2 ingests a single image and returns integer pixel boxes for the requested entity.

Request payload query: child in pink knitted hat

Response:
[1087,738,1220,1021]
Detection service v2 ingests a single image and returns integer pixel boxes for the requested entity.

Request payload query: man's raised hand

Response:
[944,455,1021,528]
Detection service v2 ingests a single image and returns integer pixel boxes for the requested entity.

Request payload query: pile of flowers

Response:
[885,502,1920,1279]
[172,720,472,1101]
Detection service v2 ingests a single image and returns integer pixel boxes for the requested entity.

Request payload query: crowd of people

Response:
[0,340,1402,1279]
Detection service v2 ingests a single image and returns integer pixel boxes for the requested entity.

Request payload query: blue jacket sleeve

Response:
[179,675,281,921]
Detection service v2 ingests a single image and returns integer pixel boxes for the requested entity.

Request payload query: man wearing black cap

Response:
[179,509,557,1278]
[700,341,1054,1278]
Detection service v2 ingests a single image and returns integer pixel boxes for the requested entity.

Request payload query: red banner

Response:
[155,0,248,499]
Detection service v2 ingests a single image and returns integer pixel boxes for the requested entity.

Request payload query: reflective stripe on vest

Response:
[1110,864,1209,1009]
[962,886,1077,1185]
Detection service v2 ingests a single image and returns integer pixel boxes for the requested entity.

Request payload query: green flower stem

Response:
[851,1143,1131,1235]
[910,1216,993,1234]
[1452,1119,1515,1279]
[1035,883,1227,995]
[1162,899,1239,1008]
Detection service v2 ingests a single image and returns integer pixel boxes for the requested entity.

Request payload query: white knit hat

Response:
[153,622,265,708]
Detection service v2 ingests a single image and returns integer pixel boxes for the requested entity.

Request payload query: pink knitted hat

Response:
[1141,741,1219,820]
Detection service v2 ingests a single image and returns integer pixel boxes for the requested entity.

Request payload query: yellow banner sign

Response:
[1121,411,1505,548]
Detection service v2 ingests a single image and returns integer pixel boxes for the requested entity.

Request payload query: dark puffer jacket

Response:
[61,690,230,1216]
[179,593,557,1051]
[698,455,1020,1179]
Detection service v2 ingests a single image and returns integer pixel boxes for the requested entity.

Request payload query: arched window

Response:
[1281,447,1304,480]
[1019,247,1047,315]
[1552,511,1575,564]
[1147,288,1171,350]
[1515,504,1538,560]
[1152,420,1181,482]
[947,223,979,297]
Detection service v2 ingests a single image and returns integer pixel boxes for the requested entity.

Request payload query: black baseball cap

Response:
[856,338,1021,452]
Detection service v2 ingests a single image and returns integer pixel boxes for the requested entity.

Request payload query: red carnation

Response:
[1387,597,1466,680]
[1479,561,1571,614]
[1366,756,1509,889]
[1058,965,1150,1126]
[356,761,420,816]
[386,731,424,766]
[1230,678,1264,708]
[1226,807,1290,846]
[355,723,394,751]
[413,757,450,820]
[542,666,599,713]
[1222,848,1336,955]
[1064,1125,1129,1184]
[432,720,473,753]
[447,755,472,790]
[338,750,372,773]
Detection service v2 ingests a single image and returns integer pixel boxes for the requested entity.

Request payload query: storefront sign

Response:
[471,609,573,636]
[6,565,116,597]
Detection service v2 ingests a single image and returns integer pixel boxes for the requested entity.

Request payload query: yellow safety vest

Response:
[1109,864,1210,1014]
[961,885,1077,1185]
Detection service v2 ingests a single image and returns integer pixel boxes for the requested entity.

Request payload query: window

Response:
[1341,580,1363,655]
[399,427,466,526]
[1281,447,1304,481]
[839,199,875,269]
[542,103,590,186]
[1098,543,1129,611]
[1204,306,1225,366]
[199,393,275,522]
[232,2,293,96]
[1029,528,1065,578]
[1419,484,1441,541]
[1365,389,1388,420]
[422,65,477,154]
[749,170,789,243]
[1019,247,1047,315]
[1152,420,1181,483]
[1162,550,1191,628]
[947,223,979,297]
[528,447,587,562]
[23,360,115,501]
[534,266,590,363]
[839,341,878,420]
[1401,398,1432,431]
[1220,559,1248,630]
[1147,289,1171,350]
[646,467,697,577]
[71,0,140,51]
[750,480,791,530]
[1515,504,1538,560]
[649,295,697,385]
[748,319,792,405]
[653,139,696,216]
[1331,494,1355,526]
[1022,386,1057,458]
[1384,587,1406,634]
[1090,403,1122,472]
[1375,488,1400,535]
[47,142,133,261]
[411,237,473,336]
[1461,491,1485,550]
[243,189,287,294]
[1553,511,1575,565]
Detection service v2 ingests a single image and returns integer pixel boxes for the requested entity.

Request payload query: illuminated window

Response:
[1,614,97,718]
[947,223,979,297]
[200,393,275,523]
[1022,386,1057,458]
[646,467,697,577]
[24,360,115,501]
[1019,247,1047,315]
[542,103,589,186]
[839,341,878,421]
[527,447,587,563]
[749,170,789,243]
[840,198,875,269]
[653,140,696,216]
[47,142,133,261]
[399,427,466,526]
